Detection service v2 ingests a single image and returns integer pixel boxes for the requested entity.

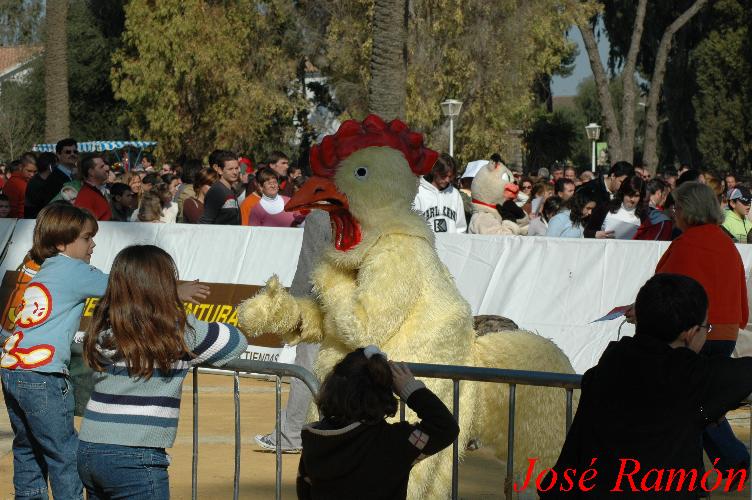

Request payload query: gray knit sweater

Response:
[78,315,248,448]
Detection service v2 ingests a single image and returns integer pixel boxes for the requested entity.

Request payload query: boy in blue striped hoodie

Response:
[77,245,247,499]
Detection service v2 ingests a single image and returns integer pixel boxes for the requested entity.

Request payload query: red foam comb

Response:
[309,115,438,178]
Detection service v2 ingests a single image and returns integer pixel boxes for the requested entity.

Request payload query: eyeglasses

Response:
[61,149,78,155]
[522,185,532,190]
[699,323,713,334]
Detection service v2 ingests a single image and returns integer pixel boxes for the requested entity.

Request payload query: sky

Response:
[551,24,611,97]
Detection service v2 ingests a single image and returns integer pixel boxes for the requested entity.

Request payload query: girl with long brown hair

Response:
[77,245,247,499]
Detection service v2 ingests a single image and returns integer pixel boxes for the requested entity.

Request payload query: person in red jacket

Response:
[3,157,37,218]
[652,181,749,472]
[74,155,111,221]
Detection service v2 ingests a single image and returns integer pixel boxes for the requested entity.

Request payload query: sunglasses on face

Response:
[62,149,78,155]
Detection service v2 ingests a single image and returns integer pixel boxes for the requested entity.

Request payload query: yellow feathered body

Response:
[237,147,574,499]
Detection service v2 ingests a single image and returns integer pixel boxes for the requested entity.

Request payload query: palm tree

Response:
[368,0,407,121]
[44,0,69,142]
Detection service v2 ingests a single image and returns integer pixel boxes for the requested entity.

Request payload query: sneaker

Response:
[254,433,302,454]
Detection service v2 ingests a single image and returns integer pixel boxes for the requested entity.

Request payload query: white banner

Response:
[2,219,751,374]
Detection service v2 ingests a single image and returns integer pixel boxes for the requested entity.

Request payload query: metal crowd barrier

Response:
[191,359,582,500]
[190,359,320,500]
[403,363,582,499]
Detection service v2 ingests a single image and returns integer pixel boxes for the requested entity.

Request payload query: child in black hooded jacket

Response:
[297,346,459,500]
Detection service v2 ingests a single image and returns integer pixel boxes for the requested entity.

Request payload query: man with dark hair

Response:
[578,160,635,238]
[564,166,577,184]
[551,164,564,182]
[177,158,204,222]
[267,151,289,178]
[268,151,292,196]
[138,154,155,172]
[74,154,111,221]
[109,183,136,222]
[633,178,673,241]
[4,156,37,218]
[413,153,467,233]
[208,149,225,170]
[541,273,752,498]
[25,152,58,218]
[661,167,678,190]
[41,138,78,206]
[725,173,737,195]
[554,178,575,202]
[140,173,159,192]
[199,151,240,225]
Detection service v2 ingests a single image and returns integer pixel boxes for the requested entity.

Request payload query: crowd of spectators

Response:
[3,140,751,249]
[413,152,752,248]
[0,139,307,229]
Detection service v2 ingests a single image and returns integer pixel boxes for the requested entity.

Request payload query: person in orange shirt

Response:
[240,176,261,225]
[3,157,37,218]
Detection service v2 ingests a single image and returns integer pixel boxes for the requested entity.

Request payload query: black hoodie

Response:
[539,335,752,498]
[297,387,459,500]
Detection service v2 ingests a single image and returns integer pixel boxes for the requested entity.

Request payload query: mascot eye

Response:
[354,166,369,180]
[501,172,512,183]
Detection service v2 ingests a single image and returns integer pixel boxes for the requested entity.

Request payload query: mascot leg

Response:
[471,331,578,499]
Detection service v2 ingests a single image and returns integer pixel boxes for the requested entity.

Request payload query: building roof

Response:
[0,45,42,79]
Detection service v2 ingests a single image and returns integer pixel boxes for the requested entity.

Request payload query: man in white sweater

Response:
[413,153,467,234]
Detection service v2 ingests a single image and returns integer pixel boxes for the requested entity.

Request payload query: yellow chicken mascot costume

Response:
[238,115,575,499]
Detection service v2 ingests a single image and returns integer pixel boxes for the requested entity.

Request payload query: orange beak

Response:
[285,176,349,213]
[284,176,362,252]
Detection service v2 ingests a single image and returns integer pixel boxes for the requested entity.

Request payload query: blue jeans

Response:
[701,340,750,469]
[77,441,170,500]
[0,369,82,499]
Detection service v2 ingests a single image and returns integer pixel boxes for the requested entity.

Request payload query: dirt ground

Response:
[0,373,749,499]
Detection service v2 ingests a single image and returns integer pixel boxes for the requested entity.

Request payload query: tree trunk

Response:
[368,0,407,121]
[618,0,648,163]
[643,0,708,174]
[44,0,69,142]
[578,20,624,163]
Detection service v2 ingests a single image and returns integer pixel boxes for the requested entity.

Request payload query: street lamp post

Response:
[585,123,601,173]
[440,99,463,157]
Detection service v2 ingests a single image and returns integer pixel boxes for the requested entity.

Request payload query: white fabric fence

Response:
[2,219,751,374]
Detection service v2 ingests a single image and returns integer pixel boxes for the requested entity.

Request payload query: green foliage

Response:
[524,108,581,169]
[0,0,44,44]
[0,0,128,158]
[299,0,591,165]
[692,0,752,172]
[67,0,127,140]
[113,0,304,159]
[0,70,43,160]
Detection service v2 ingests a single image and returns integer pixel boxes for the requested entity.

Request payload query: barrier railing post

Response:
[399,400,405,422]
[504,384,516,499]
[452,379,460,500]
[182,357,582,500]
[275,375,282,500]
[233,371,240,500]
[192,367,199,500]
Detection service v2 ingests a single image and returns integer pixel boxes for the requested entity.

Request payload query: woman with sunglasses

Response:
[517,178,534,215]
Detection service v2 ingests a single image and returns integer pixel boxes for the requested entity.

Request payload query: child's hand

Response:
[178,280,211,305]
[390,361,417,398]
